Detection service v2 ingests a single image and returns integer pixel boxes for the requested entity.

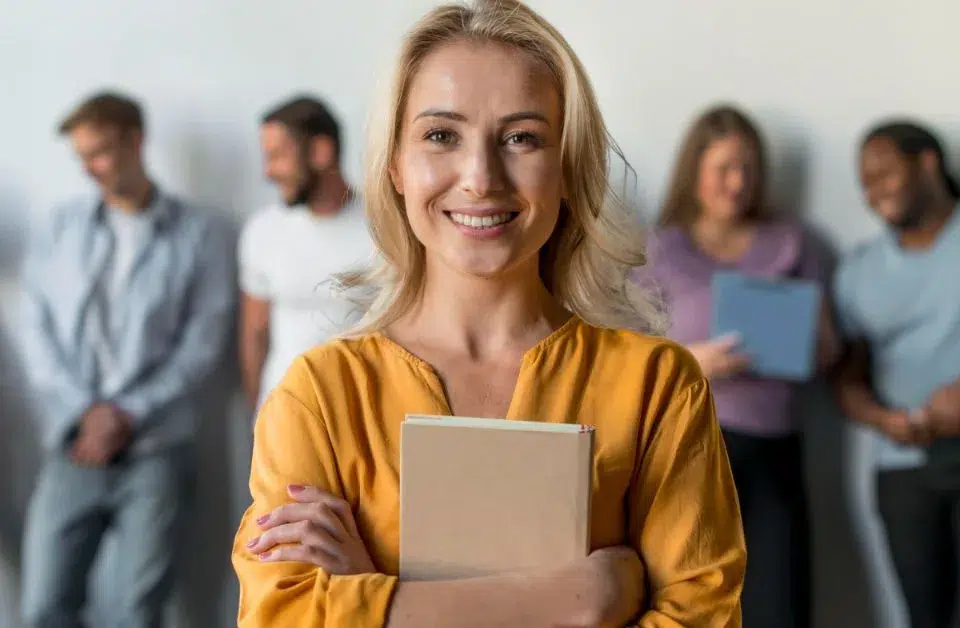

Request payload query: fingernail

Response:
[246,537,259,549]
[259,551,273,561]
[288,484,305,493]
[256,514,269,526]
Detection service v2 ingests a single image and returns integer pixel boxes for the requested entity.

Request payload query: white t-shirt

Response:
[86,205,156,397]
[239,199,375,408]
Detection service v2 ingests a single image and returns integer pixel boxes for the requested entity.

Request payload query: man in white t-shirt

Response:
[239,96,374,410]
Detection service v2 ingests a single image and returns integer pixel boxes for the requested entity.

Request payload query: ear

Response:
[308,136,336,171]
[918,149,941,181]
[388,157,404,196]
[124,128,144,153]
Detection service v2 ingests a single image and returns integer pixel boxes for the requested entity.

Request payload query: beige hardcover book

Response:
[399,414,594,581]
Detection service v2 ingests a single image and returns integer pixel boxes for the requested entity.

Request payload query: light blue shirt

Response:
[19,188,236,454]
[833,206,960,469]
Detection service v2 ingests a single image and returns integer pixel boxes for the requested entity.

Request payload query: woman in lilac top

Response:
[645,105,839,628]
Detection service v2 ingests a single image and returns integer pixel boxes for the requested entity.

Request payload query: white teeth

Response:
[449,212,514,228]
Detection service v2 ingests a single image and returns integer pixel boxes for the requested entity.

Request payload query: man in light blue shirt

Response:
[833,120,960,628]
[19,91,235,627]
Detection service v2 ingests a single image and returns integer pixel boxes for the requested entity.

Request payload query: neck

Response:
[308,171,351,216]
[403,257,569,361]
[105,172,153,213]
[900,195,957,249]
[690,214,751,242]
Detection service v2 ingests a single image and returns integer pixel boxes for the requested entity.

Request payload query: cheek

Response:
[696,170,720,204]
[91,156,113,175]
[398,151,455,207]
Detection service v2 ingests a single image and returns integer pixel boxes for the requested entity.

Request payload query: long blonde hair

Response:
[337,0,665,335]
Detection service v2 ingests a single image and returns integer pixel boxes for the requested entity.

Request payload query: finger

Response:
[73,441,93,465]
[289,486,360,539]
[247,520,341,556]
[258,502,349,542]
[714,332,742,349]
[908,407,930,425]
[259,544,339,572]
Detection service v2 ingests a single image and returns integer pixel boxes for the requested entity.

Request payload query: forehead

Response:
[861,137,906,166]
[404,39,559,121]
[70,122,119,146]
[702,134,755,161]
[260,121,298,148]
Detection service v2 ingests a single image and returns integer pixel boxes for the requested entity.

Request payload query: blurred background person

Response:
[832,120,960,628]
[18,91,235,627]
[238,95,374,412]
[642,104,840,628]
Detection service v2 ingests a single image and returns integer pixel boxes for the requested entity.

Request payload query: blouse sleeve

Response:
[628,375,746,627]
[231,366,398,627]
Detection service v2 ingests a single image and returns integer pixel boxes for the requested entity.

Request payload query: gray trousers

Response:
[20,444,194,628]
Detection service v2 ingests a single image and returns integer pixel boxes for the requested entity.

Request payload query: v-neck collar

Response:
[375,315,581,419]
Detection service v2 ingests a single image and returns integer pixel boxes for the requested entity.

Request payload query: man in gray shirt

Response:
[19,91,235,627]
[833,120,960,628]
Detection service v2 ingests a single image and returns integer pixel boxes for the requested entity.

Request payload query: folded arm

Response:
[831,340,890,429]
[629,373,746,627]
[233,364,640,628]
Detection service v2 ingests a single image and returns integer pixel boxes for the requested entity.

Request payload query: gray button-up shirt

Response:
[20,188,236,454]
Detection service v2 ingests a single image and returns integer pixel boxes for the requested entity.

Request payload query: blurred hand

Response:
[71,403,133,467]
[879,408,934,446]
[248,484,376,575]
[926,381,960,438]
[688,334,750,379]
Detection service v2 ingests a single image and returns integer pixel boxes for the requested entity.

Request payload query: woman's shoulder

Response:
[272,333,399,408]
[575,322,705,391]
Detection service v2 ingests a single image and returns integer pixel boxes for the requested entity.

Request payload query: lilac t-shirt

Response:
[640,222,823,436]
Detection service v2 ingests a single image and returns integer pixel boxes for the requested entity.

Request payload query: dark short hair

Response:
[862,120,959,200]
[58,91,144,135]
[262,95,341,159]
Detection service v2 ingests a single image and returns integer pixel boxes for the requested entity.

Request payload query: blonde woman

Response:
[232,1,746,626]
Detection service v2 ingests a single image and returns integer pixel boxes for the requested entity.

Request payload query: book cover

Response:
[399,415,594,581]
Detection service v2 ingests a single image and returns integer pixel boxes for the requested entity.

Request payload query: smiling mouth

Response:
[446,211,519,229]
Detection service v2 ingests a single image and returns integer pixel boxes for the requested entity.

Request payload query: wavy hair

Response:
[336,0,665,335]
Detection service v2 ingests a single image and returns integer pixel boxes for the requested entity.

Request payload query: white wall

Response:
[1,0,958,626]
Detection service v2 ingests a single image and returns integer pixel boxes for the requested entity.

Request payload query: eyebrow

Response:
[413,109,550,125]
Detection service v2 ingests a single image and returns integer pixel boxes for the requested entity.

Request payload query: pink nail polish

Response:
[246,537,259,549]
[256,514,269,526]
[259,551,272,561]
[288,484,305,493]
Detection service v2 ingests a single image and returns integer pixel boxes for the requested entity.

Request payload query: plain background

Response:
[1,0,958,626]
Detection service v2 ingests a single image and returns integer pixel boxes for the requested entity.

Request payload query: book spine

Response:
[576,430,594,556]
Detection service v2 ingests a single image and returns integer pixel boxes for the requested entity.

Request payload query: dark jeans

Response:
[877,465,960,628]
[722,429,810,628]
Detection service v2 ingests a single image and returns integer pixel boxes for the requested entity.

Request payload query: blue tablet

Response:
[710,271,820,381]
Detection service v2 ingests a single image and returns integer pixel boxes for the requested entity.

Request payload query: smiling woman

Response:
[231,1,746,627]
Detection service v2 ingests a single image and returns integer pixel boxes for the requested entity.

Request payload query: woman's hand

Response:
[581,546,645,627]
[246,484,376,575]
[688,334,750,379]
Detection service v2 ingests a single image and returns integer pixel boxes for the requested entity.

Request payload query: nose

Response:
[727,168,746,195]
[461,138,506,198]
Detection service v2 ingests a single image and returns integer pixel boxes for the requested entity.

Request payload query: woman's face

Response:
[695,134,758,223]
[390,39,564,280]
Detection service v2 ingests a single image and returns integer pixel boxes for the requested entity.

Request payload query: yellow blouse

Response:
[232,317,745,627]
